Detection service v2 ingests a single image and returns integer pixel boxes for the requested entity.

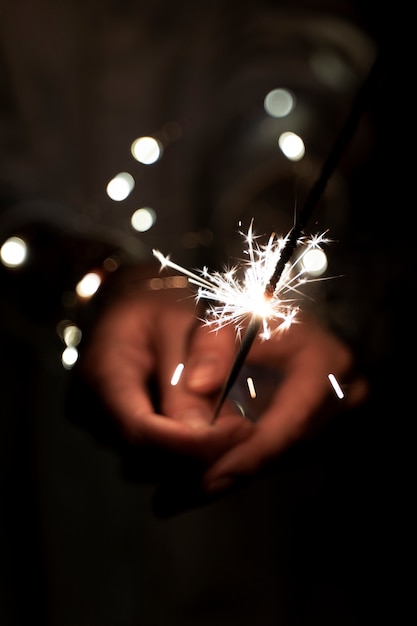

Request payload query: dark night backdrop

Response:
[0,2,409,625]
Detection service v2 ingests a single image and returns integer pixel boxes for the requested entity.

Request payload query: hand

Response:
[80,269,368,505]
[79,280,253,467]
[182,314,369,493]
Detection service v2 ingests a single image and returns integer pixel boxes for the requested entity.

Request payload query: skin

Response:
[80,278,368,495]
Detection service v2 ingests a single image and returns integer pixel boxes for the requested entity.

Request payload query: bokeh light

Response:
[75,271,102,298]
[62,324,82,347]
[301,247,328,276]
[57,320,82,370]
[0,236,27,267]
[130,207,157,232]
[61,345,79,369]
[131,136,162,164]
[264,88,295,118]
[106,172,135,201]
[278,131,305,161]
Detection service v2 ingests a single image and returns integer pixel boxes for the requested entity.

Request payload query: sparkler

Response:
[153,224,330,419]
[154,48,382,420]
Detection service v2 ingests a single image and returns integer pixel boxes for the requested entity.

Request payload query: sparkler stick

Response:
[266,49,382,296]
[154,50,383,421]
[154,227,326,421]
[212,314,261,420]
[213,49,383,418]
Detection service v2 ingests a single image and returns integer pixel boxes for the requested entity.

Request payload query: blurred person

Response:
[0,1,405,625]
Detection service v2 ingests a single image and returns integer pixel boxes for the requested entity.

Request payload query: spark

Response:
[328,373,345,399]
[153,221,330,340]
[246,377,257,399]
[170,362,184,386]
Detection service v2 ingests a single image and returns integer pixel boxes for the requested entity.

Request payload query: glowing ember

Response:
[246,377,257,399]
[328,373,344,399]
[170,362,184,386]
[153,221,330,340]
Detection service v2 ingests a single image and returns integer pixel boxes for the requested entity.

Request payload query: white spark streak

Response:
[328,373,344,399]
[170,362,185,386]
[247,377,257,399]
[153,221,330,340]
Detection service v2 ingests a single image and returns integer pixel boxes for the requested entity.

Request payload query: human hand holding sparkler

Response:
[78,222,367,517]
[77,48,378,510]
[79,271,254,471]
[79,272,366,514]
[151,222,368,498]
[152,221,335,421]
[183,315,368,494]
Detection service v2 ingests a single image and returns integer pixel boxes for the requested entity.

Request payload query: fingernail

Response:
[187,356,219,388]
[204,476,235,494]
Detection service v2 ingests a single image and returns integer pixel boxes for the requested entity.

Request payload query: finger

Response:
[131,302,254,459]
[157,312,239,420]
[82,299,206,443]
[88,335,252,460]
[183,323,239,394]
[202,370,327,490]
[82,297,252,461]
[122,409,254,465]
[155,306,216,426]
[80,304,157,437]
[202,330,368,491]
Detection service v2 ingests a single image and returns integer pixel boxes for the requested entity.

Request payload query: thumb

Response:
[184,324,238,395]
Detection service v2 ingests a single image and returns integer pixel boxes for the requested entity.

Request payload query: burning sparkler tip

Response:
[153,222,330,341]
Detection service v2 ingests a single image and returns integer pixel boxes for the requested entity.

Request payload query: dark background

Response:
[0,1,409,624]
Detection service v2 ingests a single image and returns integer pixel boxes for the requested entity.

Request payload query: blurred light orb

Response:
[75,271,102,298]
[62,324,82,347]
[130,207,156,232]
[278,131,305,161]
[106,172,135,201]
[310,51,353,90]
[131,136,162,164]
[264,88,295,118]
[0,236,27,267]
[62,346,79,369]
[302,248,328,276]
